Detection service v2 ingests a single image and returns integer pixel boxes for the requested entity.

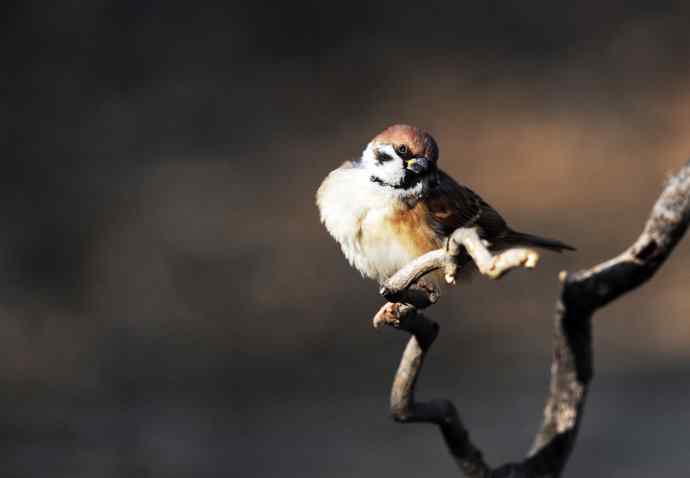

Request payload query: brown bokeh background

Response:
[4,2,690,477]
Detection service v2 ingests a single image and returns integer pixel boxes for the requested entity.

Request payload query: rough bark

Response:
[376,159,690,477]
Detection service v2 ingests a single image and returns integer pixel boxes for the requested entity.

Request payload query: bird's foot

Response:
[373,302,401,329]
[444,262,459,285]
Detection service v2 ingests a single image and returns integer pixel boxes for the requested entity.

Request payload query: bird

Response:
[316,124,574,288]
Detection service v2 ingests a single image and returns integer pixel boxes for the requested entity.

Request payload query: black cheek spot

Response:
[377,152,392,163]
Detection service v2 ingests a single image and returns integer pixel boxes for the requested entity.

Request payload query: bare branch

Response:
[380,227,539,306]
[377,159,690,477]
[387,305,492,478]
[526,158,690,476]
[446,228,539,281]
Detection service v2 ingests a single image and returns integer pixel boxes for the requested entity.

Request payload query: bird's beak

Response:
[406,157,431,174]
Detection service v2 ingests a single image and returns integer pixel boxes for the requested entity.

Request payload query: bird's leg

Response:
[443,237,462,285]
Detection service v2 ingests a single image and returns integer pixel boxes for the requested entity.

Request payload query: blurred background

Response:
[3,1,690,477]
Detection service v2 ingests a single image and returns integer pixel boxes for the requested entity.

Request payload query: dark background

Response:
[3,2,690,477]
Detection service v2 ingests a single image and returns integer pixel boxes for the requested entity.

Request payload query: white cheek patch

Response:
[362,143,406,187]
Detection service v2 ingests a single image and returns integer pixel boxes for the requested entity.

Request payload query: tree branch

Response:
[388,305,492,478]
[380,228,539,307]
[377,159,690,477]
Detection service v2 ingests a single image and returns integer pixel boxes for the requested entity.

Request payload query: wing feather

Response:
[425,170,508,241]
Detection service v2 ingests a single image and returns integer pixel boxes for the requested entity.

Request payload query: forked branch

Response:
[380,227,540,308]
[377,159,690,477]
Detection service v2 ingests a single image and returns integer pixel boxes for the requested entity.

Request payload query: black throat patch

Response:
[369,172,422,190]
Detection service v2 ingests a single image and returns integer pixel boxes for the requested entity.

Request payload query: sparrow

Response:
[316,124,574,286]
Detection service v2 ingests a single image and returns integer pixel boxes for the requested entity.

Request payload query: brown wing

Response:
[425,170,508,241]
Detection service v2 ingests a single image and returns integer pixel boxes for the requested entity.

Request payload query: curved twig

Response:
[381,228,539,307]
[389,305,491,478]
[378,159,690,477]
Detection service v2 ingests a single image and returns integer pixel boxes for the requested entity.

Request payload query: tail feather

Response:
[503,229,575,253]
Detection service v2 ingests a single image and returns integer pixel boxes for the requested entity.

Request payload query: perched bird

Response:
[316,124,574,286]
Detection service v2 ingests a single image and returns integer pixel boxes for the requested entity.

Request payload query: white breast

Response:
[316,165,425,283]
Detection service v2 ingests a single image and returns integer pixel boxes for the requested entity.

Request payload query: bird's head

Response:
[360,124,439,192]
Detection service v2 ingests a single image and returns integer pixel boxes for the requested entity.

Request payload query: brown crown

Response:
[371,124,439,161]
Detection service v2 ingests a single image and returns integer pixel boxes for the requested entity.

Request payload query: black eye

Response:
[396,144,408,156]
[376,151,393,162]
